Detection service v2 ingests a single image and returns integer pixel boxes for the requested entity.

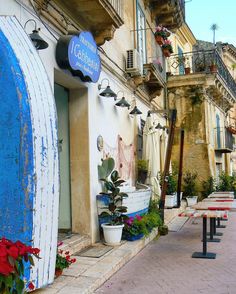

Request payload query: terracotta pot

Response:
[55,268,63,278]
[184,67,191,74]
[162,48,171,57]
[155,35,164,45]
[210,64,217,73]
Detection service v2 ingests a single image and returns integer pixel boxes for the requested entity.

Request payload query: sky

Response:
[186,0,236,46]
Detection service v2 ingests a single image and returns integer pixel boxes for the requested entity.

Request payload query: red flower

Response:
[0,244,8,257]
[7,246,19,259]
[65,251,70,255]
[28,282,35,290]
[0,261,14,276]
[71,258,76,263]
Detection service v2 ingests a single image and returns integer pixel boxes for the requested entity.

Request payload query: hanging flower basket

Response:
[155,35,165,45]
[162,48,171,57]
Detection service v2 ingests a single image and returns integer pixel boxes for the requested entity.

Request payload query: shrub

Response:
[182,171,198,197]
[201,176,216,199]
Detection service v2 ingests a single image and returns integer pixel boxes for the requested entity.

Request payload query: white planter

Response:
[173,192,183,206]
[101,223,124,246]
[165,195,175,208]
[186,196,198,207]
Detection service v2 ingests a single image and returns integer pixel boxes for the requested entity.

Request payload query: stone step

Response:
[59,234,91,255]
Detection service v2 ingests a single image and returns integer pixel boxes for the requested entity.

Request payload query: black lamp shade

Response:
[115,97,130,108]
[129,106,142,115]
[155,123,163,129]
[99,86,117,98]
[30,30,49,50]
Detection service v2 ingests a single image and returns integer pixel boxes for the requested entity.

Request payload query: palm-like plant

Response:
[210,23,219,45]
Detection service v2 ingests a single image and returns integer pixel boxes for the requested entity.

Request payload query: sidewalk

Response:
[36,205,185,294]
[36,229,159,294]
[96,212,236,294]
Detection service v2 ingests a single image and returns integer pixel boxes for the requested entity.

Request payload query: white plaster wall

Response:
[2,0,167,242]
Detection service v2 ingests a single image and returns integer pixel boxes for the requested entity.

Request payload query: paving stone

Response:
[97,212,236,294]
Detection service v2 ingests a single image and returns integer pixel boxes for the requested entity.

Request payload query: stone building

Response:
[167,37,236,184]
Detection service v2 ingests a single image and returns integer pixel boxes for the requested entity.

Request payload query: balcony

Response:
[142,33,166,100]
[214,127,234,153]
[144,0,185,31]
[34,0,124,45]
[167,49,236,109]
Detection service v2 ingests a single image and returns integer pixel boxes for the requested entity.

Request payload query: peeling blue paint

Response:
[0,30,34,280]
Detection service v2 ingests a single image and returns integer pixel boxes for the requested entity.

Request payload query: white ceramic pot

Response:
[173,192,183,207]
[186,196,198,207]
[165,195,175,208]
[101,223,124,246]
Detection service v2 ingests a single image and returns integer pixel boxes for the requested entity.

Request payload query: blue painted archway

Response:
[0,16,59,288]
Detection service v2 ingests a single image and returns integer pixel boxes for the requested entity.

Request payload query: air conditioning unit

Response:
[126,49,143,76]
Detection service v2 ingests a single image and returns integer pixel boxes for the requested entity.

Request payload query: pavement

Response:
[96,212,236,294]
[36,205,186,294]
[35,229,159,294]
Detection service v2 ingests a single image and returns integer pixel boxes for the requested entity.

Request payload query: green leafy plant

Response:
[137,159,148,171]
[123,210,162,240]
[56,242,76,271]
[216,172,236,192]
[159,172,177,195]
[201,176,216,199]
[182,171,199,197]
[0,237,40,293]
[98,157,128,225]
[123,215,148,238]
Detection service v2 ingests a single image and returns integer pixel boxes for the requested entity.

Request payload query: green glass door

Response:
[54,83,71,230]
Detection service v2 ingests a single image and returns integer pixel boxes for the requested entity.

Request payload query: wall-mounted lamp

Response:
[129,91,142,116]
[98,78,117,99]
[24,19,49,50]
[155,123,164,130]
[115,91,130,109]
[129,105,142,115]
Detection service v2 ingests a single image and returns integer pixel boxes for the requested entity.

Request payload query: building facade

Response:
[167,37,236,186]
[0,0,185,289]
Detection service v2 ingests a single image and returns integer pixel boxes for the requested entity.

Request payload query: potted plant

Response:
[159,172,177,208]
[154,26,170,45]
[161,40,173,57]
[183,171,199,206]
[98,157,128,245]
[216,172,235,193]
[137,159,148,184]
[123,215,147,241]
[201,176,216,199]
[55,242,76,277]
[209,60,217,73]
[0,237,40,293]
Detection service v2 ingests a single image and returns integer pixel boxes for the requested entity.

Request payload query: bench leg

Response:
[206,218,221,242]
[216,217,226,228]
[192,217,216,259]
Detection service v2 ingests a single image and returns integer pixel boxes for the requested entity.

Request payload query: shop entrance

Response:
[54,83,72,231]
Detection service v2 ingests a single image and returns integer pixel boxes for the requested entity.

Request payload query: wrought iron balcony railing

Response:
[214,127,234,153]
[168,49,236,98]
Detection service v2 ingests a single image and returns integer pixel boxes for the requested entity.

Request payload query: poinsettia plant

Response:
[0,237,40,293]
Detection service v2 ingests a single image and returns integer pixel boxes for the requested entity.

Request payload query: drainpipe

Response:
[176,129,184,208]
[159,109,177,223]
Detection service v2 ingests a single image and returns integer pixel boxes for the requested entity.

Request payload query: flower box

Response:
[125,233,144,241]
[162,48,171,57]
[155,35,165,45]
